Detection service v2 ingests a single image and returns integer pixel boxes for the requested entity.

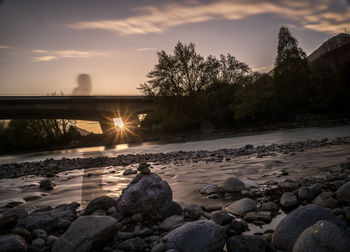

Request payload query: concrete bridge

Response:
[0,96,154,133]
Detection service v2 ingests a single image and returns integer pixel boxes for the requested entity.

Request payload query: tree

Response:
[273,26,310,117]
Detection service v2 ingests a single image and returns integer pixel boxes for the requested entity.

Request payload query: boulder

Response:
[312,192,338,209]
[272,204,347,252]
[226,235,268,252]
[84,196,118,215]
[280,192,298,208]
[17,202,78,232]
[298,186,313,200]
[0,234,27,252]
[224,198,256,216]
[52,216,119,252]
[293,220,350,252]
[159,215,184,231]
[222,177,245,192]
[163,220,226,252]
[118,173,172,214]
[157,201,182,219]
[182,203,203,220]
[335,181,350,202]
[199,184,219,195]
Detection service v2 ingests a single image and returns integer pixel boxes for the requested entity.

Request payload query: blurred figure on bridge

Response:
[72,74,92,95]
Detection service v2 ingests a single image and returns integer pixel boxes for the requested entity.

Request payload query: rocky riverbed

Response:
[0,137,350,251]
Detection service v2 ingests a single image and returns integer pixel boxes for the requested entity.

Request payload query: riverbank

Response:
[0,143,350,251]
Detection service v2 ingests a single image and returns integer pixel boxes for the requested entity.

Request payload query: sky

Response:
[0,0,349,96]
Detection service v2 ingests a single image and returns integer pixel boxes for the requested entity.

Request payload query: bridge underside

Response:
[0,96,153,134]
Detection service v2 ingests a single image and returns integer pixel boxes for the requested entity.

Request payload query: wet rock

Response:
[0,214,18,232]
[335,181,350,202]
[138,163,151,175]
[260,202,279,211]
[84,196,118,215]
[312,192,338,209]
[226,235,268,252]
[32,229,47,240]
[243,211,272,223]
[224,198,256,216]
[118,173,172,214]
[46,235,58,248]
[309,182,323,197]
[134,227,154,238]
[242,180,258,189]
[5,200,25,208]
[298,186,313,200]
[17,202,78,232]
[157,201,182,219]
[293,220,350,252]
[12,227,31,243]
[272,204,347,252]
[0,234,27,252]
[117,232,133,240]
[163,220,226,252]
[199,184,219,195]
[205,205,222,212]
[39,179,56,190]
[280,192,298,208]
[119,237,148,251]
[4,208,28,219]
[159,215,184,231]
[151,242,165,252]
[52,216,119,252]
[212,211,233,225]
[31,238,45,249]
[123,168,137,176]
[182,203,203,220]
[222,177,245,192]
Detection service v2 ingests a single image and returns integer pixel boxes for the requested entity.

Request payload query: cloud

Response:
[0,45,13,49]
[32,49,105,62]
[136,47,156,52]
[70,0,350,35]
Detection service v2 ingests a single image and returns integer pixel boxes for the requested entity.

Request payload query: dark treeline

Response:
[0,119,81,153]
[139,27,350,133]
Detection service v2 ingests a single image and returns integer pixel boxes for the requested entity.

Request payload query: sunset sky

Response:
[0,0,349,96]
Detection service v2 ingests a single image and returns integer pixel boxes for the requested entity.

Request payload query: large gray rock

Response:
[118,173,172,214]
[159,215,184,231]
[293,220,350,252]
[272,204,346,252]
[224,198,256,216]
[84,196,118,215]
[312,192,338,209]
[17,202,78,232]
[0,234,27,252]
[223,177,245,192]
[280,192,298,208]
[52,216,119,252]
[335,181,350,202]
[163,220,226,252]
[226,235,268,252]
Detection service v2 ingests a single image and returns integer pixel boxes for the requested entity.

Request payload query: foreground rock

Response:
[335,181,350,202]
[118,173,172,214]
[84,196,118,215]
[226,235,269,252]
[222,177,245,192]
[0,234,27,252]
[52,216,119,252]
[17,202,78,232]
[224,198,256,216]
[293,220,350,252]
[272,204,346,252]
[163,220,226,252]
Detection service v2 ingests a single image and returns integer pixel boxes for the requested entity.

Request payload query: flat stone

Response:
[159,215,184,231]
[260,202,279,211]
[199,184,219,195]
[163,220,226,252]
[243,211,272,223]
[224,198,256,216]
[222,177,245,192]
[52,216,119,252]
[335,181,350,202]
[280,192,298,208]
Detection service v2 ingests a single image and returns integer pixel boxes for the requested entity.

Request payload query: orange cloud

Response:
[70,0,350,35]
